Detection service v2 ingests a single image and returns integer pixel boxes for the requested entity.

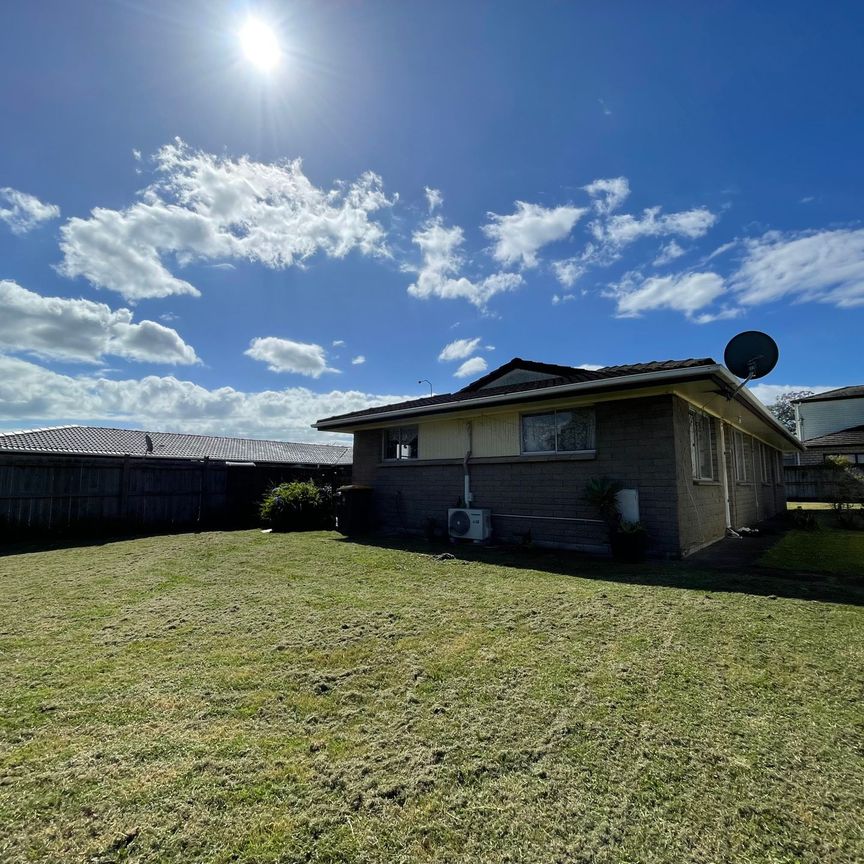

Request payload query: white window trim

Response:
[519,407,596,456]
[689,408,716,481]
[734,430,753,483]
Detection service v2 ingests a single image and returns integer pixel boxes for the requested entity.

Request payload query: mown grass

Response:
[764,510,864,577]
[1,531,862,863]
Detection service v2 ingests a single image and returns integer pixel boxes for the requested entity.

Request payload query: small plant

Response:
[260,481,332,532]
[824,457,864,529]
[583,477,623,531]
[585,477,649,561]
[609,520,649,562]
[789,507,820,532]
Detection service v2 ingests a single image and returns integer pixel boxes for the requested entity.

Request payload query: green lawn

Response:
[1,531,862,863]
[763,511,864,577]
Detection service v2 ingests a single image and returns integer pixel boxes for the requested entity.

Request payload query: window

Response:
[521,408,595,454]
[734,430,753,482]
[760,443,770,483]
[689,409,715,480]
[383,425,418,460]
[825,453,864,464]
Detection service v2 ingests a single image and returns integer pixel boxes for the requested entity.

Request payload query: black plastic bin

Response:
[335,485,374,535]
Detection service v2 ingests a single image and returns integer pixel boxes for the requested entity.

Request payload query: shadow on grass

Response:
[335,533,864,607]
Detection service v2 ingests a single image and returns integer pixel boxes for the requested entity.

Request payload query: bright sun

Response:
[239,17,281,72]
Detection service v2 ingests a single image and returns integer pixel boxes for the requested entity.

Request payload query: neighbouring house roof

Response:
[0,425,352,465]
[801,424,864,449]
[794,386,864,404]
[314,355,803,450]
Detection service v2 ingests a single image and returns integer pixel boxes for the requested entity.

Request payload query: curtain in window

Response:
[557,410,593,452]
[522,413,557,452]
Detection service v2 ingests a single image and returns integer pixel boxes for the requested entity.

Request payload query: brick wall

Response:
[671,397,728,556]
[670,396,787,554]
[352,395,683,555]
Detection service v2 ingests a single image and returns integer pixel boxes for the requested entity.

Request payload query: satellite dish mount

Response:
[722,331,779,400]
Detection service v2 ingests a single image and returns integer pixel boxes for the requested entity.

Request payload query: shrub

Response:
[260,481,333,532]
[789,507,820,531]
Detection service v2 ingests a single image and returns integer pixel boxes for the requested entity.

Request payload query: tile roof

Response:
[0,425,352,465]
[317,356,716,425]
[794,385,864,403]
[802,424,864,449]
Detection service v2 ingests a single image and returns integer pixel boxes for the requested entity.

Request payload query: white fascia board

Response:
[316,364,796,447]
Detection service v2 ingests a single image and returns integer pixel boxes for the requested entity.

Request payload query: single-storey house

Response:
[0,425,352,533]
[792,386,864,466]
[315,357,803,557]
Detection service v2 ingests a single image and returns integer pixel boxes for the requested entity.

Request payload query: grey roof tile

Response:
[0,425,352,465]
[317,356,716,425]
[802,424,864,448]
[794,385,864,403]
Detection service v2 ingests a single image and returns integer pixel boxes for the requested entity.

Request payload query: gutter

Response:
[315,364,803,450]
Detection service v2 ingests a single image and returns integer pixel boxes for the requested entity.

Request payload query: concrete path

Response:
[686,517,788,571]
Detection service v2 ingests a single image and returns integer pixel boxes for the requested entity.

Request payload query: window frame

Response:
[689,409,716,481]
[381,425,419,461]
[520,407,596,456]
[760,442,771,484]
[734,430,753,483]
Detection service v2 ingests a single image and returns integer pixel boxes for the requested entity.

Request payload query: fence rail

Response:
[784,464,864,502]
[0,453,350,535]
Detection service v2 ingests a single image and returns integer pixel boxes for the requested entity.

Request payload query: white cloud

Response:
[612,271,727,319]
[732,228,864,308]
[653,240,685,266]
[747,383,838,406]
[351,355,365,365]
[483,201,587,268]
[453,356,488,378]
[245,337,339,378]
[691,306,744,325]
[551,293,576,305]
[332,339,345,348]
[0,280,198,365]
[438,337,482,362]
[593,205,717,254]
[0,355,414,442]
[577,363,604,371]
[58,139,396,301]
[407,217,522,307]
[425,187,443,213]
[0,187,61,235]
[583,177,629,215]
[551,258,584,288]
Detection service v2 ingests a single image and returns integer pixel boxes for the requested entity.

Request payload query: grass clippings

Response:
[1,530,862,863]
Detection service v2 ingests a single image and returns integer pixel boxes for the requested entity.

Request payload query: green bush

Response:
[260,481,333,532]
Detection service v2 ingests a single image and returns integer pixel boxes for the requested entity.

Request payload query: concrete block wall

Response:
[353,395,684,556]
[671,397,727,556]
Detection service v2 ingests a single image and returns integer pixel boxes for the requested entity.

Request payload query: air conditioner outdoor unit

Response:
[448,508,492,541]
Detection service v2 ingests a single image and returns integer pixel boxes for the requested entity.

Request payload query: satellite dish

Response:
[723,331,779,381]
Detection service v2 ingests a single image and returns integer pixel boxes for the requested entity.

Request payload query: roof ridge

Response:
[0,423,80,438]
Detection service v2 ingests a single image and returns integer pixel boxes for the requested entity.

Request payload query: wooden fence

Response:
[0,452,350,536]
[784,464,864,503]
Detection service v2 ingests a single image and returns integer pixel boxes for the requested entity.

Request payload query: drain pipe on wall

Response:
[463,421,473,506]
[718,421,734,532]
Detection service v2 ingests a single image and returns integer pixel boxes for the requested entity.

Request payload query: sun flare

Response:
[239,17,281,72]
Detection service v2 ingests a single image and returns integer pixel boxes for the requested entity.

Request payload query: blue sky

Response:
[1,0,862,441]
